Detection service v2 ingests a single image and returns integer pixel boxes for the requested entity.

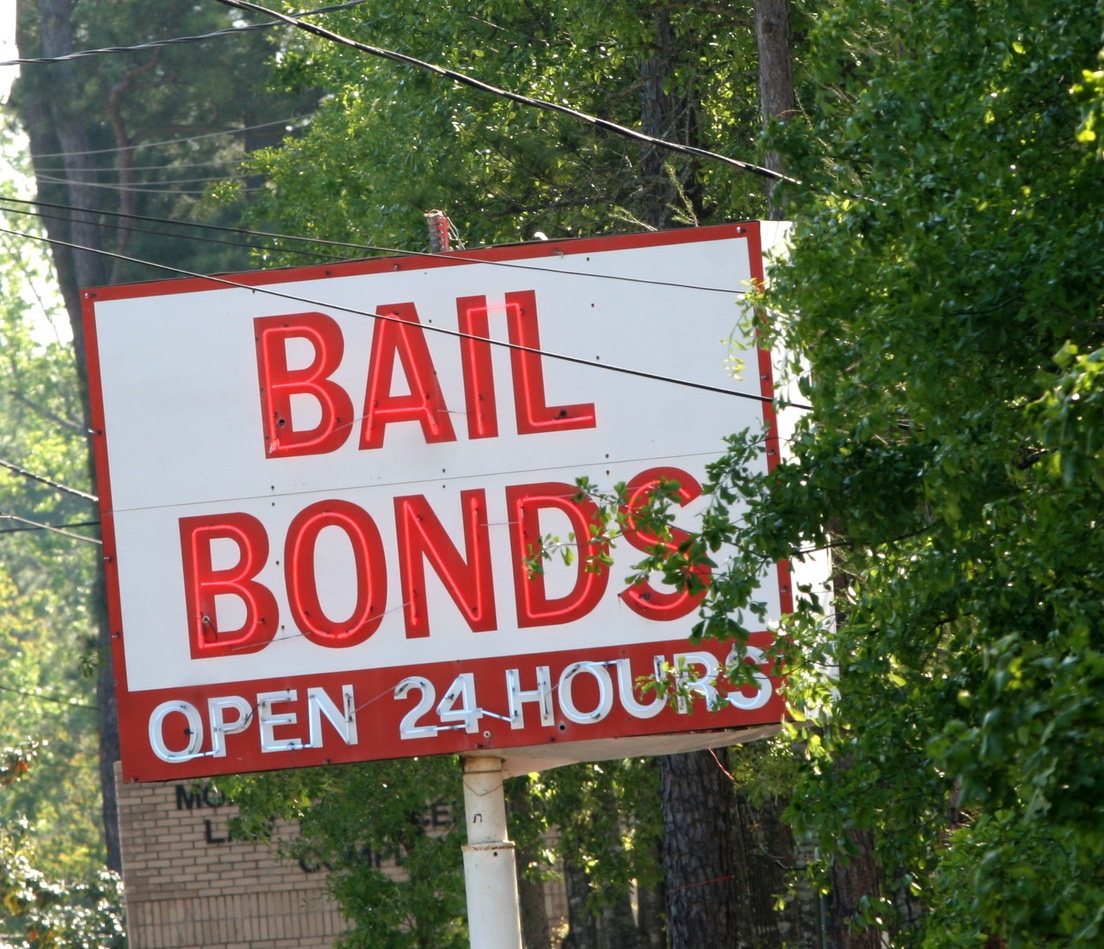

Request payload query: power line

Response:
[34,157,254,173]
[36,172,251,188]
[0,194,758,296]
[0,511,102,545]
[213,0,800,186]
[27,117,308,161]
[0,0,372,68]
[0,520,101,536]
[0,221,796,408]
[0,193,372,253]
[0,199,355,263]
[0,458,97,502]
[0,684,96,711]
[34,174,255,197]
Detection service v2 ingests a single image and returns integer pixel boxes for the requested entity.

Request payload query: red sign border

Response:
[82,222,788,783]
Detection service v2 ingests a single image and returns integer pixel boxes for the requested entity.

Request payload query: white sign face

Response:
[85,223,790,782]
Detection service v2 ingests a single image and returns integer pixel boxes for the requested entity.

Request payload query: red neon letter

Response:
[457,296,499,440]
[505,290,596,435]
[284,500,387,647]
[618,467,709,621]
[394,490,496,638]
[506,482,609,627]
[458,291,598,438]
[179,513,278,659]
[360,302,457,449]
[254,312,354,458]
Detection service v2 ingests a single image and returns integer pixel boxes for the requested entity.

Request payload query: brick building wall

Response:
[116,763,569,949]
[115,765,347,949]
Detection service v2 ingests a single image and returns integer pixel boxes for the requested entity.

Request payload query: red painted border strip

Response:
[119,633,782,783]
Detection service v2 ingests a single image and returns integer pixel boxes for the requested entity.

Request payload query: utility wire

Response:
[9,0,795,183]
[213,0,800,186]
[0,194,759,296]
[0,511,102,545]
[0,458,97,502]
[0,684,97,711]
[0,193,372,253]
[0,0,372,68]
[34,157,257,173]
[36,172,251,188]
[0,221,798,408]
[35,173,254,197]
[27,117,308,161]
[0,520,101,536]
[0,199,355,263]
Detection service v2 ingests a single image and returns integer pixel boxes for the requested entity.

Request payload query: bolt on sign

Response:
[84,222,792,783]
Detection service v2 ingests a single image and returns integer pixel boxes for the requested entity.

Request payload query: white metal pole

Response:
[461,756,523,949]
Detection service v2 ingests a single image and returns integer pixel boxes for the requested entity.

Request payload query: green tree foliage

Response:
[9,0,321,870]
[664,0,1104,944]
[13,0,317,286]
[0,138,105,882]
[220,755,664,948]
[1,744,126,949]
[220,758,468,949]
[241,0,775,254]
[221,4,797,945]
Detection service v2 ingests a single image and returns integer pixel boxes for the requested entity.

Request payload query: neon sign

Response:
[84,222,793,782]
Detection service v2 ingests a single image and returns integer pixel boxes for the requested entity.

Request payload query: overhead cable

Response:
[0,0,372,68]
[0,458,97,502]
[0,520,101,536]
[0,222,800,408]
[34,173,253,197]
[0,510,102,545]
[34,157,256,173]
[0,199,354,263]
[0,683,97,711]
[0,194,757,296]
[36,172,251,188]
[27,117,308,161]
[213,0,800,185]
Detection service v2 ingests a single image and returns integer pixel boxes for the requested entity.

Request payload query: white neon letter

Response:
[258,689,300,752]
[208,695,253,757]
[149,700,204,762]
[506,666,554,729]
[558,662,614,724]
[616,657,667,719]
[307,685,358,748]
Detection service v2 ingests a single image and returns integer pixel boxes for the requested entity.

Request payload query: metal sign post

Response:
[461,756,523,949]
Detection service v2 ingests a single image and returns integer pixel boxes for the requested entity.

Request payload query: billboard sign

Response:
[85,223,790,782]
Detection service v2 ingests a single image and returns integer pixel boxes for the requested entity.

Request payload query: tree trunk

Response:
[562,854,599,949]
[18,0,121,873]
[662,750,820,949]
[507,781,552,949]
[753,0,796,219]
[660,750,739,946]
[517,848,552,949]
[635,830,667,949]
[731,791,820,948]
[827,827,881,949]
[636,7,701,229]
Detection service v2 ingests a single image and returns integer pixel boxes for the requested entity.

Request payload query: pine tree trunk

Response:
[753,0,797,218]
[731,791,820,948]
[517,849,551,949]
[562,855,599,949]
[507,781,552,949]
[827,828,881,949]
[660,750,740,946]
